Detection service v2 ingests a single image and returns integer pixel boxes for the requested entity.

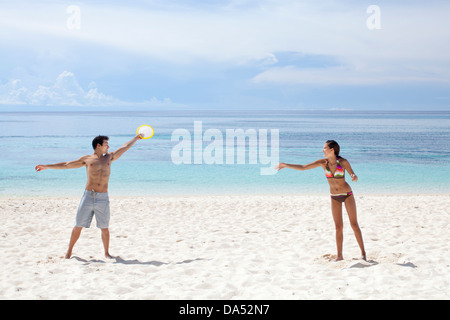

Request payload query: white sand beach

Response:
[0,194,449,300]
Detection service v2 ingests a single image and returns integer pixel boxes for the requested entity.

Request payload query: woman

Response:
[276,140,366,261]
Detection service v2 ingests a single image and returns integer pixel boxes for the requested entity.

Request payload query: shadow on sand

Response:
[71,255,206,266]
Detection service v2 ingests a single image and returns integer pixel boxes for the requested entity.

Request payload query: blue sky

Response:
[1,0,450,110]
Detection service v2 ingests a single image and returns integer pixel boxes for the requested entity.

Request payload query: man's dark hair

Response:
[92,135,109,150]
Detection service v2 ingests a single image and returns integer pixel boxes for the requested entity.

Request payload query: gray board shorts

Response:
[75,190,110,229]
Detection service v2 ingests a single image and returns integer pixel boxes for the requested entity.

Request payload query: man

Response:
[35,134,143,259]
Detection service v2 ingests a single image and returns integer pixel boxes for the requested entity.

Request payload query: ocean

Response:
[1,109,449,197]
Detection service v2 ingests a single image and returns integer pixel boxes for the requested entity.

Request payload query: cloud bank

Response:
[2,1,449,85]
[0,71,175,107]
[1,1,449,109]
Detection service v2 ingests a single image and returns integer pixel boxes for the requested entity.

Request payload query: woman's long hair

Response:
[326,140,344,160]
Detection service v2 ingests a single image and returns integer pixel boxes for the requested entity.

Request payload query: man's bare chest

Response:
[85,155,112,175]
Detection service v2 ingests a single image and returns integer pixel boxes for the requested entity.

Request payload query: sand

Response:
[0,194,449,300]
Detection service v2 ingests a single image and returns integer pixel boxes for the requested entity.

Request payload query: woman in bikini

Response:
[276,140,366,261]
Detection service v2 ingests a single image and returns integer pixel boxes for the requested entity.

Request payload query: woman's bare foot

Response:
[361,252,367,261]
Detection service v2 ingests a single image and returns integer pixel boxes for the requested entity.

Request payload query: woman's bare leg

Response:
[344,195,366,260]
[330,198,344,261]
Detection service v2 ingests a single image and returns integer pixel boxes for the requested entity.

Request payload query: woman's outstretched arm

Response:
[275,159,324,171]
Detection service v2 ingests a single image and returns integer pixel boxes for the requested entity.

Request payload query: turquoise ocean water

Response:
[0,109,449,197]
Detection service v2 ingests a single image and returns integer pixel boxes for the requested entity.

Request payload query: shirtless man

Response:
[35,134,142,259]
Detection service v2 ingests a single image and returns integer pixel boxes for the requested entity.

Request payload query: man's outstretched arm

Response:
[35,156,87,172]
[110,134,143,162]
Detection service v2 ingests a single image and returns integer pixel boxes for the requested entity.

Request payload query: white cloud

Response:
[251,64,450,86]
[1,1,450,87]
[2,1,448,62]
[0,71,177,107]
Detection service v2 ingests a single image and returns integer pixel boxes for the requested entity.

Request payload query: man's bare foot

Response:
[334,255,344,262]
[361,252,367,261]
[65,251,72,259]
[105,253,114,259]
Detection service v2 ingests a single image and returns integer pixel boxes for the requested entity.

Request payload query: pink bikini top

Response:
[325,159,345,179]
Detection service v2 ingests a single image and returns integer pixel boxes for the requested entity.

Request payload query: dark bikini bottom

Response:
[330,191,353,203]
